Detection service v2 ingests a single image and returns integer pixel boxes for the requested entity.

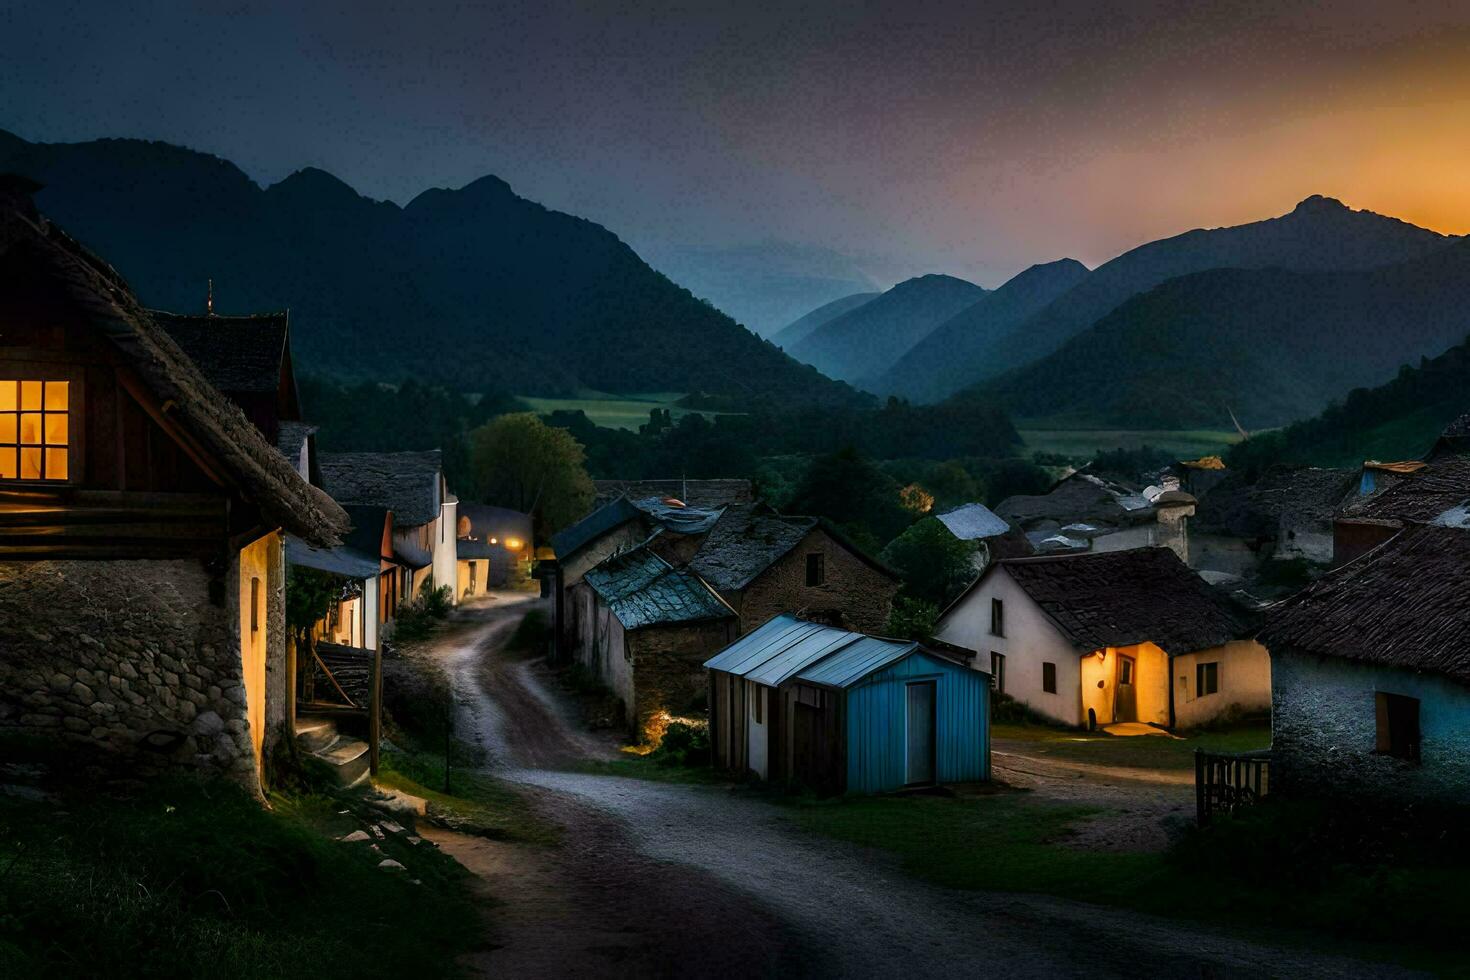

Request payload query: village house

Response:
[592,477,753,510]
[0,185,348,793]
[320,450,458,606]
[931,501,1033,571]
[995,471,1194,559]
[1260,524,1470,804]
[570,543,736,739]
[705,614,990,793]
[1334,426,1470,565]
[456,501,532,598]
[935,548,1268,730]
[688,502,901,634]
[1187,465,1355,581]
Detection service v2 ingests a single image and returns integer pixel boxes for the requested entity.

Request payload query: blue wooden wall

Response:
[843,651,990,795]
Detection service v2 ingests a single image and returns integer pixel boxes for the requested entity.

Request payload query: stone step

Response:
[315,734,371,787]
[294,715,337,754]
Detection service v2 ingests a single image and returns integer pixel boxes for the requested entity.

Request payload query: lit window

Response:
[0,380,70,481]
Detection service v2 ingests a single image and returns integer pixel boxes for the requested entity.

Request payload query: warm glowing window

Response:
[0,380,70,481]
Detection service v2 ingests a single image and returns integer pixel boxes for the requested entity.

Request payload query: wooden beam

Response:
[113,365,232,490]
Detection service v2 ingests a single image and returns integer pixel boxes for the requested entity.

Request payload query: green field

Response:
[1019,427,1243,461]
[517,390,733,430]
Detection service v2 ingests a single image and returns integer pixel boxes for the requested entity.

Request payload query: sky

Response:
[5,0,1470,288]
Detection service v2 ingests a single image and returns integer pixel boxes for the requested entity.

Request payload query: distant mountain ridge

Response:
[0,130,867,408]
[867,258,1089,401]
[972,238,1470,430]
[771,292,880,349]
[787,274,987,385]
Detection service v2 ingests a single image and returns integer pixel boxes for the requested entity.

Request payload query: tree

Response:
[884,597,939,640]
[786,447,912,551]
[467,412,595,537]
[879,517,978,607]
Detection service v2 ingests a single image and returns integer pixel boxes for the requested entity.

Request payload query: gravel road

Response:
[421,595,1414,979]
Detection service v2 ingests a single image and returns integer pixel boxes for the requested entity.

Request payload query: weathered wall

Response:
[434,501,458,606]
[0,557,265,790]
[627,620,736,742]
[1173,639,1271,729]
[1080,642,1170,727]
[733,529,896,635]
[1188,533,1261,579]
[1271,650,1470,804]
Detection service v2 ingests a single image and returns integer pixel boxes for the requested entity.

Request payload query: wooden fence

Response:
[1195,749,1271,826]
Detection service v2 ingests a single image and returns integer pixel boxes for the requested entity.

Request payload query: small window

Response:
[1119,656,1135,686]
[990,652,1005,693]
[1376,692,1421,763]
[990,598,1004,637]
[805,553,825,587]
[0,379,71,482]
[1196,661,1219,696]
[1042,661,1057,694]
[250,577,261,633]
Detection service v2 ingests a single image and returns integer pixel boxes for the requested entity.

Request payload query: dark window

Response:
[796,684,824,708]
[250,577,261,633]
[805,552,825,586]
[1042,661,1057,694]
[1196,661,1220,696]
[990,598,1004,636]
[1376,692,1421,763]
[990,652,1005,693]
[752,683,764,724]
[1119,656,1134,686]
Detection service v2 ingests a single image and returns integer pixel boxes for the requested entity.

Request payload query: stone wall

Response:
[0,557,267,791]
[735,528,897,635]
[627,620,737,742]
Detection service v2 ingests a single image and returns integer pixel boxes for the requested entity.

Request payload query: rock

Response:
[223,685,248,706]
[48,673,71,694]
[181,674,202,692]
[71,682,94,703]
[61,716,90,733]
[406,836,422,846]
[379,820,406,834]
[339,830,371,843]
[377,859,406,872]
[370,824,385,838]
[119,662,138,681]
[194,710,224,735]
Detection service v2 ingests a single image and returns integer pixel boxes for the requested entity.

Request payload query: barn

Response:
[705,615,990,794]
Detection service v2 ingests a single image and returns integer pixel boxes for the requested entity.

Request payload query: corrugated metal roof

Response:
[796,635,919,689]
[703,614,919,689]
[702,616,828,675]
[935,502,1009,541]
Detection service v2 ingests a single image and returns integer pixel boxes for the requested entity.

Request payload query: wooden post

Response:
[369,646,382,776]
[286,633,298,730]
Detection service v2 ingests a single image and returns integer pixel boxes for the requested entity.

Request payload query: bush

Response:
[651,721,710,768]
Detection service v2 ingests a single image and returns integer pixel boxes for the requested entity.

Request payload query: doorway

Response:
[1114,654,1138,722]
[905,681,936,785]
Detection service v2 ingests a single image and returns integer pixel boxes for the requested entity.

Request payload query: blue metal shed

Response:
[706,614,990,794]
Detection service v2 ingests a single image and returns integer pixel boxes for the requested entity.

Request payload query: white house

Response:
[935,547,1270,730]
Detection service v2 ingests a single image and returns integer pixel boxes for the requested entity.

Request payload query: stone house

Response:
[996,472,1194,559]
[935,548,1269,730]
[1260,524,1470,804]
[456,501,532,598]
[688,503,900,635]
[570,543,736,740]
[0,186,348,793]
[320,450,458,606]
[1188,465,1355,580]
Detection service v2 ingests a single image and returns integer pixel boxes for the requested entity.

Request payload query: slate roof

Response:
[1193,466,1355,538]
[1259,525,1470,686]
[552,497,642,560]
[935,502,1010,541]
[285,534,382,580]
[275,420,316,461]
[1340,454,1470,527]
[150,310,289,394]
[341,505,391,561]
[972,548,1247,655]
[593,479,753,509]
[583,547,733,630]
[0,185,346,546]
[319,451,444,527]
[689,504,819,592]
[996,473,1154,530]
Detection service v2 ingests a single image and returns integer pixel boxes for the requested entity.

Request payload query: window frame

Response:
[1375,691,1421,763]
[1196,660,1220,697]
[990,651,1005,693]
[1042,661,1057,694]
[805,552,826,587]
[990,597,1004,637]
[250,576,261,633]
[0,363,84,487]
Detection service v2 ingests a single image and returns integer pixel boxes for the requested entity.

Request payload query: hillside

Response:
[1226,337,1470,470]
[973,239,1470,430]
[0,130,866,408]
[771,291,880,349]
[867,258,1089,401]
[787,274,987,385]
[971,196,1457,387]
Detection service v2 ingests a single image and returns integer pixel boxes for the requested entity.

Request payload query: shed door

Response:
[905,681,936,785]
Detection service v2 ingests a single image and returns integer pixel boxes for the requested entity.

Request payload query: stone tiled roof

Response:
[935,502,1010,541]
[275,420,316,460]
[584,546,733,630]
[149,310,289,394]
[996,473,1154,531]
[1340,454,1470,527]
[688,504,818,592]
[983,548,1247,654]
[319,451,443,527]
[593,479,753,509]
[1260,525,1470,685]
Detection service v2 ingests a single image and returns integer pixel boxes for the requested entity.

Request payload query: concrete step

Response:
[294,715,337,754]
[315,734,371,787]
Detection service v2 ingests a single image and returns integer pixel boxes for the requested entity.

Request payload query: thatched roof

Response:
[149,310,289,394]
[968,547,1247,655]
[319,451,444,527]
[1260,525,1470,686]
[1193,466,1355,539]
[0,185,346,547]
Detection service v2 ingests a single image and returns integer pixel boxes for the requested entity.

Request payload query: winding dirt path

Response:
[419,595,1414,979]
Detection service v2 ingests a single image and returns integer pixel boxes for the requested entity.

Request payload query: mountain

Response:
[0,131,866,408]
[643,241,880,338]
[787,274,987,386]
[970,239,1470,430]
[972,196,1458,387]
[865,258,1089,402]
[771,292,880,349]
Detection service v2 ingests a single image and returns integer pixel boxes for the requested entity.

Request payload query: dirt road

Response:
[421,595,1412,979]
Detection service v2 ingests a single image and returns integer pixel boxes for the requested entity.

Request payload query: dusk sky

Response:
[6,1,1470,287]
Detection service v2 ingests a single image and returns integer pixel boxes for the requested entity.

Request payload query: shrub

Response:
[652,721,710,768]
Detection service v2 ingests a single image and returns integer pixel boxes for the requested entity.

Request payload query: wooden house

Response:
[570,543,736,741]
[320,450,458,608]
[706,615,990,793]
[1260,525,1470,804]
[935,548,1268,730]
[0,184,348,793]
[456,501,532,598]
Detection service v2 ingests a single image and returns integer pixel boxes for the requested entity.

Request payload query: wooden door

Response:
[1115,654,1137,722]
[905,681,936,785]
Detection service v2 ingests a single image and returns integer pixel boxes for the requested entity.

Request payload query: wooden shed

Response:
[706,615,990,794]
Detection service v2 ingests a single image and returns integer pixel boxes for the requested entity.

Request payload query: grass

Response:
[991,721,1271,770]
[516,389,735,430]
[1018,427,1242,461]
[378,747,559,845]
